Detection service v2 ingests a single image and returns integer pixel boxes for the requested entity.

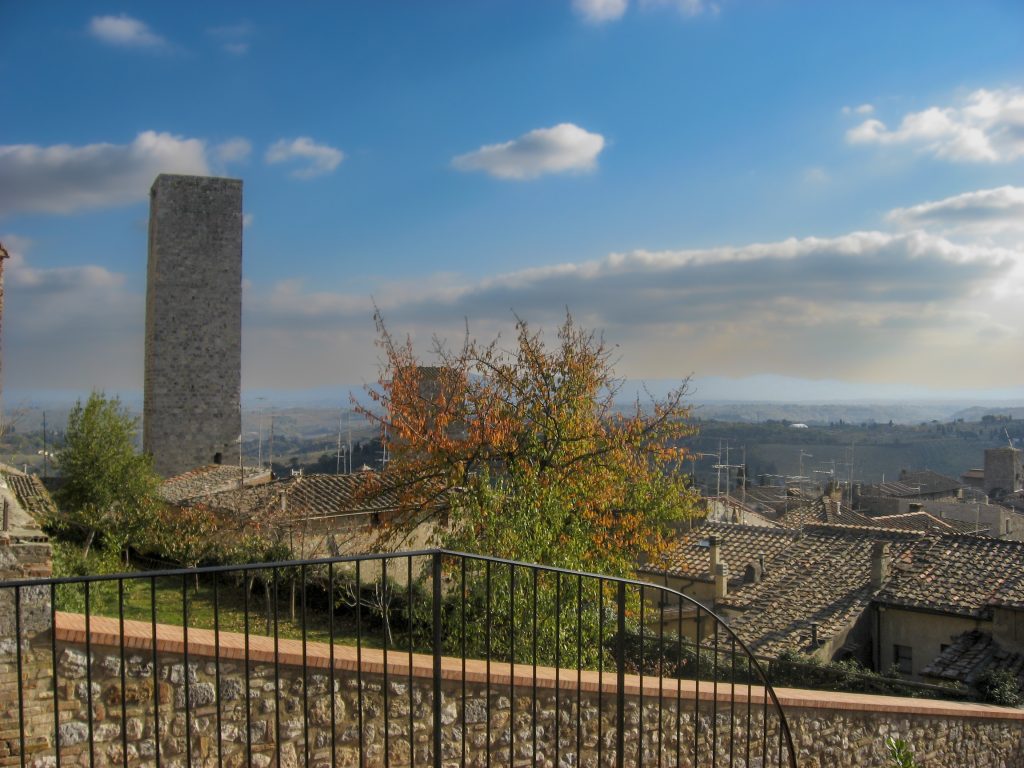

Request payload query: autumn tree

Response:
[55,392,159,560]
[358,311,698,577]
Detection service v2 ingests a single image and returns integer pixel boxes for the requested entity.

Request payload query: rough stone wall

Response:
[144,174,242,478]
[2,619,1023,768]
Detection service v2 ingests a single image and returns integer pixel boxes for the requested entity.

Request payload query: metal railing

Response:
[0,549,797,767]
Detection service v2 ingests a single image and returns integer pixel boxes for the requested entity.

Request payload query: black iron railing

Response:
[0,549,797,767]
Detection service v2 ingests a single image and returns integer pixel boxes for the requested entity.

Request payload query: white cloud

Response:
[1,235,141,391]
[641,0,715,17]
[216,138,252,165]
[265,137,344,179]
[573,0,629,23]
[452,123,605,180]
[842,104,874,116]
[207,22,253,55]
[847,88,1024,162]
[886,186,1024,236]
[0,131,209,216]
[803,166,829,184]
[243,213,255,229]
[88,15,167,49]
[242,228,1024,388]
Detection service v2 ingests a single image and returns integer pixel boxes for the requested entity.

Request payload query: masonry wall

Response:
[2,610,1023,768]
[144,174,242,478]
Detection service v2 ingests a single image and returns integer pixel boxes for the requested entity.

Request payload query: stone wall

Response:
[1,609,1022,767]
[144,174,243,478]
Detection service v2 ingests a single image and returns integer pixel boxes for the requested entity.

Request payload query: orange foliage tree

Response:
[358,311,698,577]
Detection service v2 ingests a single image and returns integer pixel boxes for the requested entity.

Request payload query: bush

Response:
[51,541,135,614]
[975,667,1022,707]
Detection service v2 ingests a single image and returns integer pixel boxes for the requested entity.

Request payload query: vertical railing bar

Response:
[182,574,193,767]
[676,595,683,768]
[614,581,626,768]
[118,580,128,768]
[597,579,604,768]
[15,586,26,768]
[531,567,538,766]
[50,582,62,768]
[85,581,95,768]
[485,559,492,768]
[745,646,752,768]
[639,592,644,767]
[243,570,252,768]
[712,629,719,768]
[761,676,768,768]
[383,557,391,768]
[729,636,736,768]
[357,559,365,768]
[432,552,443,768]
[693,610,700,768]
[407,557,414,768]
[301,564,310,768]
[213,575,224,768]
[576,574,583,764]
[273,568,282,768]
[658,589,664,768]
[461,558,467,768]
[554,572,560,768]
[151,576,162,768]
[509,563,515,768]
[328,562,337,768]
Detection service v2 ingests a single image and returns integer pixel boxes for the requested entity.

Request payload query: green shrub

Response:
[885,736,918,768]
[975,667,1022,707]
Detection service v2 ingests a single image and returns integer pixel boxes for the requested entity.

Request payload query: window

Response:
[894,644,913,674]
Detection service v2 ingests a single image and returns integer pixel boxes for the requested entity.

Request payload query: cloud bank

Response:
[88,15,167,49]
[0,132,210,216]
[452,123,605,180]
[847,88,1024,163]
[887,186,1024,236]
[265,137,344,179]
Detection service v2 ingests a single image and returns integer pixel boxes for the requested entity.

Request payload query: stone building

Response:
[144,174,243,477]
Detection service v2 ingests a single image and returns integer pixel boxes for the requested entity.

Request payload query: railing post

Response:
[432,552,443,768]
[616,580,626,768]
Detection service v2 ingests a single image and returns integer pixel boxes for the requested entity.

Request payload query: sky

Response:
[2,1,1023,405]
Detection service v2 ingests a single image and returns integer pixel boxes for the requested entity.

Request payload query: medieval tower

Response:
[144,175,242,477]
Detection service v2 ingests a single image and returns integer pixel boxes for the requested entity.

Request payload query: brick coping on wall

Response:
[54,612,1024,722]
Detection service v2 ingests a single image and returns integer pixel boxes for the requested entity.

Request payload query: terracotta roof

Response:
[775,497,875,529]
[898,469,963,497]
[869,511,988,536]
[877,534,1024,619]
[159,464,271,504]
[642,522,799,584]
[720,524,923,657]
[922,630,1024,693]
[1,472,56,522]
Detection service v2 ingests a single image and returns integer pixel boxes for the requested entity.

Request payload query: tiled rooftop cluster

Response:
[647,521,798,584]
[876,534,1024,619]
[158,464,271,505]
[922,630,1024,691]
[720,525,922,656]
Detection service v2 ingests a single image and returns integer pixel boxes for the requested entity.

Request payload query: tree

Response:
[357,311,699,577]
[55,392,159,560]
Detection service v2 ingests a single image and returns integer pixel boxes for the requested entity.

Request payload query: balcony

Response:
[0,549,796,767]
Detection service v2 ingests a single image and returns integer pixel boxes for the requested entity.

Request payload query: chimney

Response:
[810,622,819,648]
[279,491,288,515]
[708,536,720,571]
[870,542,891,589]
[714,562,729,600]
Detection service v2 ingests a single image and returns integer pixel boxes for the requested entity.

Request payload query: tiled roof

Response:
[921,630,1024,692]
[159,464,271,504]
[898,469,963,497]
[869,511,988,536]
[1,472,56,522]
[861,480,919,498]
[774,497,875,529]
[642,522,799,583]
[720,524,923,657]
[876,534,1024,619]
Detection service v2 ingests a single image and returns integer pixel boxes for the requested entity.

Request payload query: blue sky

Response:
[2,1,1023,403]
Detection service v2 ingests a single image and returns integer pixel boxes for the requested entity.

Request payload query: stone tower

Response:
[144,175,242,477]
[984,447,1023,499]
